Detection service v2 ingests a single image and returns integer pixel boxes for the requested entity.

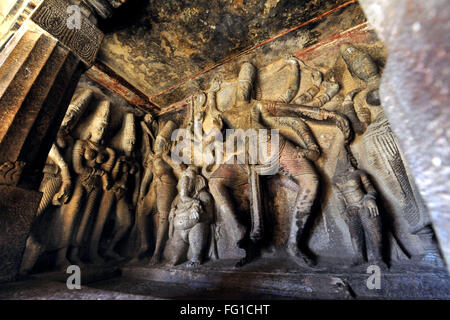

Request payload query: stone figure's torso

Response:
[222,101,264,131]
[334,170,366,207]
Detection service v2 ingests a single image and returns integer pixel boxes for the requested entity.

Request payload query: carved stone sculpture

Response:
[166,166,214,267]
[0,161,25,186]
[340,44,431,260]
[202,59,351,267]
[36,88,93,215]
[332,153,383,264]
[362,105,429,259]
[54,100,115,267]
[20,88,93,275]
[137,120,178,265]
[133,113,159,259]
[90,113,140,263]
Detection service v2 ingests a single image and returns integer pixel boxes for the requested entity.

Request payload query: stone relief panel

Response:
[20,34,444,275]
[20,83,151,274]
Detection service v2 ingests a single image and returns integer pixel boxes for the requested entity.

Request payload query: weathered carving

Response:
[166,166,214,267]
[37,88,93,215]
[0,160,25,186]
[137,120,178,265]
[90,113,140,263]
[55,100,115,267]
[31,0,104,66]
[183,58,352,267]
[21,88,93,274]
[133,113,159,259]
[340,44,431,260]
[333,152,383,264]
[362,107,428,258]
[20,36,442,277]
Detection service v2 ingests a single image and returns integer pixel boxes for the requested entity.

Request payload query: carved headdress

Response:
[57,88,93,148]
[94,100,110,125]
[237,61,257,102]
[87,100,110,142]
[154,120,177,154]
[116,112,136,153]
[61,88,93,131]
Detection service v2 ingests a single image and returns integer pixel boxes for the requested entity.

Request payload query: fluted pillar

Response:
[0,0,107,282]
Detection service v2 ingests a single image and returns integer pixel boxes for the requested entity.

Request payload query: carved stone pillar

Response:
[0,0,105,282]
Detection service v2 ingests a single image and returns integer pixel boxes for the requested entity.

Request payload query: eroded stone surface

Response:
[0,186,41,283]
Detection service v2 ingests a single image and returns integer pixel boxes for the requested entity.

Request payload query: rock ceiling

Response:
[94,0,366,109]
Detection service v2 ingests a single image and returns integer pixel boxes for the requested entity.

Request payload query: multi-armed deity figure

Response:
[194,57,352,267]
[332,152,384,264]
[89,113,141,263]
[20,88,93,274]
[167,165,214,267]
[57,100,115,266]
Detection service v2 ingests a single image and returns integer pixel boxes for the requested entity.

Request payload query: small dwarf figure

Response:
[332,154,384,265]
[167,166,214,267]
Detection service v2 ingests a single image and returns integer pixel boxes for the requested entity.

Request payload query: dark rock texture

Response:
[2,259,449,299]
[0,186,41,283]
[109,259,450,299]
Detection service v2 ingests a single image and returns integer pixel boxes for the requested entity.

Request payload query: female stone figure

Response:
[89,113,141,262]
[55,100,115,267]
[167,166,214,267]
[133,113,159,259]
[137,120,178,264]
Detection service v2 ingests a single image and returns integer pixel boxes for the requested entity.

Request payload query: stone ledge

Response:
[122,259,450,299]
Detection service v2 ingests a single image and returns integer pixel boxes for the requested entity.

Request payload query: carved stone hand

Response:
[52,181,72,206]
[364,198,379,218]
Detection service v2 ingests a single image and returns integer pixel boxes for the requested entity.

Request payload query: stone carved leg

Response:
[279,142,319,267]
[19,236,45,276]
[105,197,133,260]
[344,208,366,263]
[70,187,101,264]
[390,215,424,258]
[135,181,156,257]
[188,222,210,267]
[89,190,115,264]
[287,173,319,265]
[54,181,85,269]
[20,175,62,274]
[209,176,247,259]
[169,230,189,266]
[150,181,177,264]
[359,208,383,263]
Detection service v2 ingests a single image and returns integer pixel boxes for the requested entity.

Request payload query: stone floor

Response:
[0,257,449,300]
